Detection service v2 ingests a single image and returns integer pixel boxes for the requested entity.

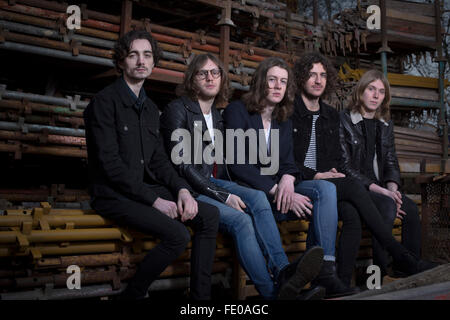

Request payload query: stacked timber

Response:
[366,0,440,50]
[394,126,450,174]
[0,202,233,299]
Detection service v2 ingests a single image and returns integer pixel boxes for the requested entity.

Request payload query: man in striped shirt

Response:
[290,52,362,293]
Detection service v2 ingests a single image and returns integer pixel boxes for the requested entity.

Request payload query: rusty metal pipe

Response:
[3,31,113,58]
[0,193,89,202]
[0,228,125,244]
[15,0,121,24]
[0,112,84,128]
[0,214,111,228]
[0,142,87,158]
[0,0,120,32]
[0,19,116,49]
[0,99,84,117]
[4,208,93,215]
[0,130,86,147]
[35,252,145,269]
[0,121,85,137]
[0,242,119,257]
[1,86,89,109]
[0,41,114,67]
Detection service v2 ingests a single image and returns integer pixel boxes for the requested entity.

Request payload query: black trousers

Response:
[326,178,420,285]
[91,186,220,300]
[369,191,421,276]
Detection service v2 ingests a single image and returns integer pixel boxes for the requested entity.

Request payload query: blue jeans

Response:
[271,180,338,261]
[196,178,289,299]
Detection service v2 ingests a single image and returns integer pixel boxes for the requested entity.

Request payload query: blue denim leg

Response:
[271,180,338,260]
[195,193,276,299]
[211,178,290,278]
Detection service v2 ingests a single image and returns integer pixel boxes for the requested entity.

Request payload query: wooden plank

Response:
[395,133,440,145]
[366,32,436,49]
[397,151,441,159]
[386,8,435,25]
[386,18,436,38]
[394,126,440,141]
[386,0,435,17]
[390,86,439,102]
[395,141,442,155]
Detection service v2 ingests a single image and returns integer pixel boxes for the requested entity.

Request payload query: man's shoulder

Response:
[224,100,246,113]
[321,101,338,115]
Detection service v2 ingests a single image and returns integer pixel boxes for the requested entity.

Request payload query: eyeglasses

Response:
[196,68,222,80]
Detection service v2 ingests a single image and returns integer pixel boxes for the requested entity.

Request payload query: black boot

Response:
[312,260,358,298]
[393,251,439,277]
[296,285,326,300]
[276,246,324,300]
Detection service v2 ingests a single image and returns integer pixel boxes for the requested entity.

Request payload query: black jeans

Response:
[91,186,219,300]
[369,191,421,276]
[326,178,418,285]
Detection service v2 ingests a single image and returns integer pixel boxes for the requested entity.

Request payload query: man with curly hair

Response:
[291,53,363,294]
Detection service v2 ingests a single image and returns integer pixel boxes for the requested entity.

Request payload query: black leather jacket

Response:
[160,96,231,203]
[339,109,401,189]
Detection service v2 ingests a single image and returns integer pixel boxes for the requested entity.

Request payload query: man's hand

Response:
[290,193,313,218]
[177,188,198,222]
[369,183,404,219]
[274,174,296,214]
[152,197,178,219]
[314,168,345,180]
[226,194,246,213]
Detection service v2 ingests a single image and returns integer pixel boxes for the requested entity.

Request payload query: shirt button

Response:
[124,125,128,131]
[293,128,297,132]
[141,159,144,164]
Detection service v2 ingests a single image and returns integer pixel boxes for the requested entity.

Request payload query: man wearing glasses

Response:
[160,53,325,300]
[83,30,220,300]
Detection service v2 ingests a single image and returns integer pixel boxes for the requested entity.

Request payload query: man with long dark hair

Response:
[83,30,220,300]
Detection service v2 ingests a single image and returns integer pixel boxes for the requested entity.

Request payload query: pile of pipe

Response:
[0,202,233,300]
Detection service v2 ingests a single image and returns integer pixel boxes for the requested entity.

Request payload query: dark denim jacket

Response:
[83,77,192,206]
[291,95,342,180]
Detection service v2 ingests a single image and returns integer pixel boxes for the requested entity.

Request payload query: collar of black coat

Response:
[180,95,223,121]
[294,94,332,119]
[350,110,389,126]
[113,77,148,109]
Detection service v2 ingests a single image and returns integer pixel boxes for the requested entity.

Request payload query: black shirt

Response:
[362,118,379,183]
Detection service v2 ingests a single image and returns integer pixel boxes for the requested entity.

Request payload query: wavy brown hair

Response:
[242,57,296,122]
[180,53,230,108]
[348,69,391,121]
[293,52,337,100]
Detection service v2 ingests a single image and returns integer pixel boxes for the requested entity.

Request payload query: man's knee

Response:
[314,180,337,199]
[165,223,191,249]
[338,202,362,231]
[196,202,220,233]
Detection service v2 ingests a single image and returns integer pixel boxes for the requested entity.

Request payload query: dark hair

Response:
[293,52,337,100]
[113,30,161,73]
[348,69,391,121]
[180,53,230,108]
[241,57,296,122]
